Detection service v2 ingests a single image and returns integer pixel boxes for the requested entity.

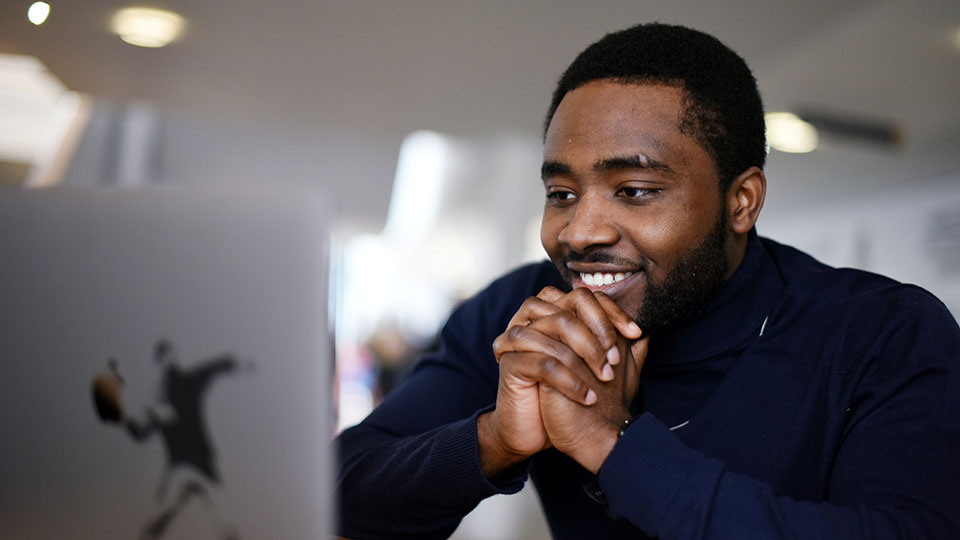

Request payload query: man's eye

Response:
[546,189,576,202]
[618,187,660,199]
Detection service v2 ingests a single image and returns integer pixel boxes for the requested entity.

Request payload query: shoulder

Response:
[760,236,948,314]
[759,236,960,359]
[761,236,900,298]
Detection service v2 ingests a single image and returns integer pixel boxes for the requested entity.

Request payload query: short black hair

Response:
[544,23,766,191]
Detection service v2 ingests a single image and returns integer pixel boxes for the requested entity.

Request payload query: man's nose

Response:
[556,194,619,251]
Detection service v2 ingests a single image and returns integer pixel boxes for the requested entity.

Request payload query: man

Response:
[336,23,960,539]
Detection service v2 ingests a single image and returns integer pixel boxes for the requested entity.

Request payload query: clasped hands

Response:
[478,286,647,478]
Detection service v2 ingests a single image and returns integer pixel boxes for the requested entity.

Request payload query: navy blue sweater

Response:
[337,234,960,539]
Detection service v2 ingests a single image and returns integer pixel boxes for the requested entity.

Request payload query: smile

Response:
[579,271,633,286]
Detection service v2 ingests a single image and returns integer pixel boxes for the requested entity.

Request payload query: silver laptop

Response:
[0,185,333,539]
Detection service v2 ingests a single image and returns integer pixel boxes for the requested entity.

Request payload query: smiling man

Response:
[337,24,960,539]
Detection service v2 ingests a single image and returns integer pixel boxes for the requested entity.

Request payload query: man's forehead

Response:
[548,81,685,127]
[545,83,684,147]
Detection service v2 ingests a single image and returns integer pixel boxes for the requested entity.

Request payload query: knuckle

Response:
[539,356,559,378]
[552,309,576,328]
[548,342,575,365]
[505,325,526,341]
[512,300,535,319]
[585,313,617,346]
[568,287,593,302]
[539,357,580,393]
[539,286,560,296]
[494,326,530,357]
[596,319,617,342]
[522,294,541,308]
[492,335,507,355]
[516,295,545,315]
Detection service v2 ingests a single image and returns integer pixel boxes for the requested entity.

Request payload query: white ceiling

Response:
[1,0,959,226]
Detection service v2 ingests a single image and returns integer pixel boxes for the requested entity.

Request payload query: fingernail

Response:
[606,347,619,366]
[628,322,642,336]
[601,363,614,381]
[585,389,597,405]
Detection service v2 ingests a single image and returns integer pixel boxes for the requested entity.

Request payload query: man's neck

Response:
[722,230,750,281]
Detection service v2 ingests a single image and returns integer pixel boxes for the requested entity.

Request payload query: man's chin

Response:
[634,272,725,334]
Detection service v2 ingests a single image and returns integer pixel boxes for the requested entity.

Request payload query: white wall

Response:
[760,176,960,318]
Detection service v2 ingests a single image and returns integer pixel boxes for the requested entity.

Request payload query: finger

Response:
[500,351,597,406]
[493,323,591,380]
[536,285,565,303]
[524,313,613,381]
[592,292,643,341]
[506,294,564,330]
[547,288,622,370]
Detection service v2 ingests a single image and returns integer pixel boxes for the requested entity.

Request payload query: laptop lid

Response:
[0,185,333,539]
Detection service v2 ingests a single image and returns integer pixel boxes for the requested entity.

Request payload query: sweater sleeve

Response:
[598,286,960,540]
[335,264,552,539]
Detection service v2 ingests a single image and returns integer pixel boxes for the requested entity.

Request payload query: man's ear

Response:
[726,166,766,234]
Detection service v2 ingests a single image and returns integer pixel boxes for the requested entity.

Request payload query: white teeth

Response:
[580,271,632,286]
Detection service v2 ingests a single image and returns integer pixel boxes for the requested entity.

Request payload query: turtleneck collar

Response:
[645,229,785,365]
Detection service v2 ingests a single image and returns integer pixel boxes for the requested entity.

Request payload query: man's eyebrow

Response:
[541,161,572,180]
[594,154,672,173]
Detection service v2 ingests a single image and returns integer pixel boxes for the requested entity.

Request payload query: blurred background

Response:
[2,0,959,537]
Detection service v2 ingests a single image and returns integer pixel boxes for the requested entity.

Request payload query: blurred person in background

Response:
[367,318,421,401]
[336,23,960,539]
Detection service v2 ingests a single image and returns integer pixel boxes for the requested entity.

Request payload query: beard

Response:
[633,210,729,334]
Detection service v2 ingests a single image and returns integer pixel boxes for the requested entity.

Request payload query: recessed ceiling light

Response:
[765,112,819,154]
[110,6,185,48]
[28,2,50,26]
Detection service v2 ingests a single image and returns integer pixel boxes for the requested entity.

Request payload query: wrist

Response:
[575,420,623,474]
[477,411,529,480]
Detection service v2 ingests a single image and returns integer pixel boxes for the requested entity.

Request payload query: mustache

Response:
[562,249,644,270]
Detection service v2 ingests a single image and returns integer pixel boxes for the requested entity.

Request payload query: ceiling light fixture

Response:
[28,2,50,25]
[110,6,185,48]
[765,112,819,154]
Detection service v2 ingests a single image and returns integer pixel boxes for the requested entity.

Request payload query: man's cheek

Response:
[540,229,563,261]
[613,276,649,321]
